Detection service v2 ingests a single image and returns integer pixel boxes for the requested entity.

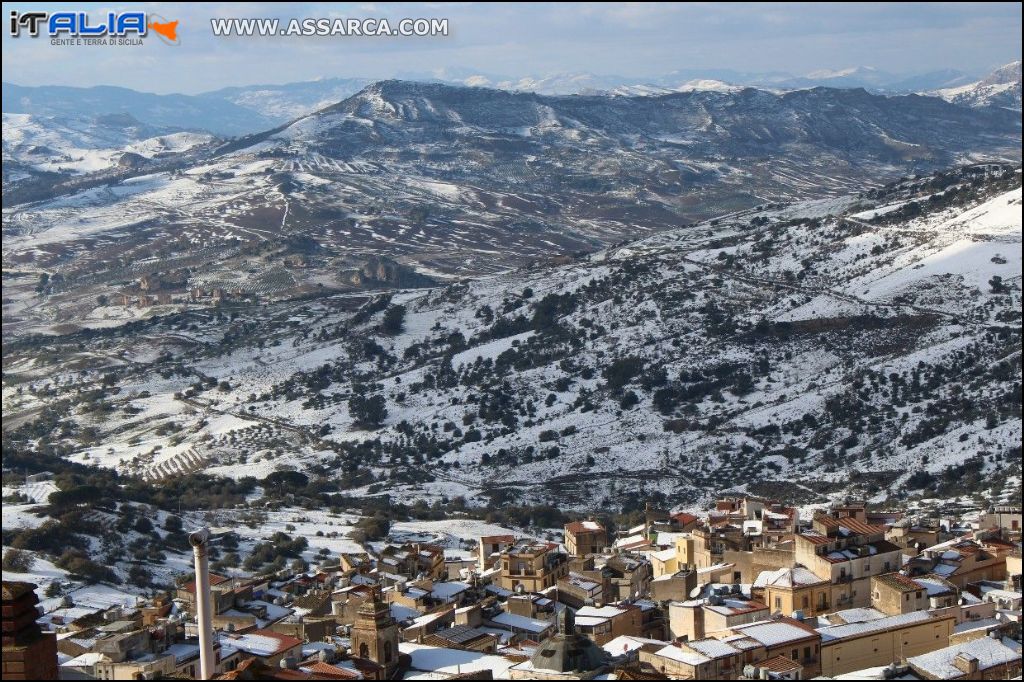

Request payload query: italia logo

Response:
[8,10,179,44]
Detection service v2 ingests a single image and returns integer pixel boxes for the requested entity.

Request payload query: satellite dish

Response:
[688,586,702,598]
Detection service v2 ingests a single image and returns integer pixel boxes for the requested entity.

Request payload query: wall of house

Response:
[723,547,796,584]
[668,603,703,641]
[871,581,929,616]
[761,584,832,617]
[819,616,954,677]
[703,607,769,635]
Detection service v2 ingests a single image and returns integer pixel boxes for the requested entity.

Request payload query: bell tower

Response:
[350,595,400,678]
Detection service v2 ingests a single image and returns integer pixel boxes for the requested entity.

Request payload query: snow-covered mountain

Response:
[933,61,1022,110]
[2,112,215,187]
[4,80,1018,307]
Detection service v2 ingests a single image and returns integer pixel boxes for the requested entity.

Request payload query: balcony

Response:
[508,569,537,577]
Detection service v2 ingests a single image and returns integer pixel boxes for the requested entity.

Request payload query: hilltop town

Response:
[5,495,1021,680]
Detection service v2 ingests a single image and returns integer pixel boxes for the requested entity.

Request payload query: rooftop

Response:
[908,636,1021,678]
[220,629,302,658]
[754,566,825,588]
[733,619,818,647]
[816,610,935,642]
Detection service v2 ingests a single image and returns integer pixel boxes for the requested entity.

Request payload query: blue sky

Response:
[2,2,1021,94]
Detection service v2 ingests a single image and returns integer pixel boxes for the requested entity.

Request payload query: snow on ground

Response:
[208,508,363,563]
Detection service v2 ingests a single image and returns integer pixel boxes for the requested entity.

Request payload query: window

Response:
[775,597,782,608]
[384,641,393,663]
[359,643,370,659]
[802,596,809,608]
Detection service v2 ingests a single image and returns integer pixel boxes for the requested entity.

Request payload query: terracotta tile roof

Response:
[798,533,831,545]
[301,660,361,679]
[671,512,699,526]
[759,655,802,672]
[874,572,922,592]
[565,521,606,534]
[815,515,887,536]
[480,535,515,544]
[181,573,229,595]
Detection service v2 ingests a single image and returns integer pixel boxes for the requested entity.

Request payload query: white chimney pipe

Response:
[190,528,215,680]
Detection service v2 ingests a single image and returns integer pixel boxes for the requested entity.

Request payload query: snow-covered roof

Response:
[429,581,469,601]
[602,635,667,657]
[914,576,955,596]
[488,611,552,633]
[830,607,887,625]
[651,548,677,562]
[165,643,200,664]
[704,598,768,617]
[576,605,626,619]
[220,630,302,657]
[816,611,933,642]
[753,566,824,588]
[734,620,816,647]
[908,636,1021,678]
[653,644,709,666]
[400,642,517,678]
[61,652,108,668]
[686,638,741,659]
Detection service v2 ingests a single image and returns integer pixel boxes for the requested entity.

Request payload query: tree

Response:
[381,305,406,335]
[2,548,34,573]
[603,356,643,390]
[349,393,388,430]
[989,275,1006,294]
[128,565,152,588]
[620,390,640,410]
[732,373,755,396]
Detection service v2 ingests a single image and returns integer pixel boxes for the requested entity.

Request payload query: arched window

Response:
[359,643,369,659]
[384,641,393,663]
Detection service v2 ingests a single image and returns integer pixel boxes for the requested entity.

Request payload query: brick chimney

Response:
[2,581,58,680]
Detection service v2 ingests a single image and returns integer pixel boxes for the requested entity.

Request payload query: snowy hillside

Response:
[934,61,1022,110]
[3,166,1019,515]
[3,81,1019,342]
[2,113,215,187]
